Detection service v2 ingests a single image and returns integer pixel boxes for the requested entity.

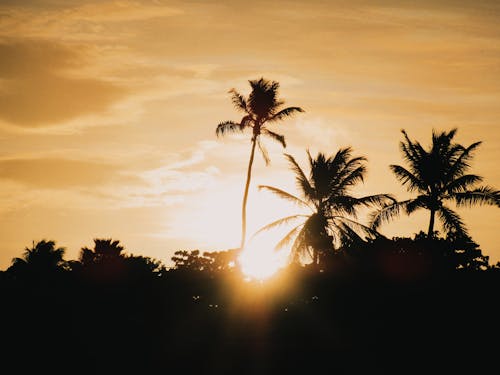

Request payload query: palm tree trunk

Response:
[427,208,436,238]
[241,137,257,249]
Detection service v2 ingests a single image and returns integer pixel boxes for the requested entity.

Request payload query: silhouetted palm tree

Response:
[79,238,125,266]
[76,238,128,282]
[216,78,304,249]
[370,128,500,238]
[258,148,394,265]
[8,239,67,278]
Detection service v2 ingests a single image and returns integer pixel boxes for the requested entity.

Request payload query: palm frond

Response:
[267,106,304,122]
[326,195,358,217]
[258,185,311,208]
[390,164,426,192]
[216,120,245,137]
[453,186,500,207]
[349,193,397,209]
[336,221,368,247]
[284,153,315,201]
[261,128,286,148]
[336,165,366,190]
[332,216,379,239]
[445,174,483,193]
[405,195,428,214]
[290,227,308,264]
[228,88,248,113]
[447,141,481,179]
[400,129,424,168]
[257,138,270,165]
[330,147,353,167]
[437,205,467,237]
[369,200,414,229]
[254,214,309,235]
[274,223,305,251]
[240,115,252,129]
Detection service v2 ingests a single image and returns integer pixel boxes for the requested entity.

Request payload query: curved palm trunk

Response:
[427,208,436,238]
[241,137,257,249]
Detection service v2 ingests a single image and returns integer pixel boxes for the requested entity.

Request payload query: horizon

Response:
[0,0,499,270]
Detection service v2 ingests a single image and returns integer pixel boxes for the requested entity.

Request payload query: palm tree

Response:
[77,238,127,282]
[216,77,304,249]
[257,148,394,265]
[79,238,125,266]
[8,239,67,278]
[370,128,500,238]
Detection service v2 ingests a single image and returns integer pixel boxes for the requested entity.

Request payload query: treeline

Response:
[1,234,499,373]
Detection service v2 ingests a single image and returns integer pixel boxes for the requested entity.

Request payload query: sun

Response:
[237,231,289,280]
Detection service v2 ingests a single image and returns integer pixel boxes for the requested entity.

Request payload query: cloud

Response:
[137,140,223,196]
[0,1,182,41]
[0,39,128,128]
[0,157,132,188]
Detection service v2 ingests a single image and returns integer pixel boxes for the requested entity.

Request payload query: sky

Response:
[0,0,499,270]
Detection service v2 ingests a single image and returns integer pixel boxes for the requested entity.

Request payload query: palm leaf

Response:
[437,205,467,236]
[336,164,366,191]
[405,195,428,214]
[327,195,359,217]
[228,88,248,112]
[257,138,271,165]
[336,221,367,247]
[332,216,379,239]
[390,164,426,192]
[446,141,481,179]
[267,106,304,122]
[369,200,414,229]
[254,214,309,235]
[453,186,500,207]
[445,174,483,193]
[274,223,305,251]
[261,128,286,148]
[400,129,424,167]
[259,185,311,208]
[216,120,245,137]
[284,153,315,201]
[290,227,308,264]
[354,194,396,208]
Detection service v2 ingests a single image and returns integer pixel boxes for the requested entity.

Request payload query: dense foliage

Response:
[1,235,499,373]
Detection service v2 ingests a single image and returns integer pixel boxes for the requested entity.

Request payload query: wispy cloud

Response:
[0,39,127,129]
[0,1,183,41]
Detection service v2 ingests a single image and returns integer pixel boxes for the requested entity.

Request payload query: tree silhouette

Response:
[258,148,394,265]
[216,78,304,249]
[7,239,67,280]
[79,238,125,265]
[371,128,500,238]
[77,238,127,283]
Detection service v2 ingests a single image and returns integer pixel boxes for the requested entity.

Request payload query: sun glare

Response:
[237,233,289,280]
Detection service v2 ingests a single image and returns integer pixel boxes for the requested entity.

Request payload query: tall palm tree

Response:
[216,78,304,249]
[370,128,500,238]
[258,148,394,265]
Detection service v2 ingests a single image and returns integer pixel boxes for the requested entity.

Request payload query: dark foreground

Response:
[2,265,499,375]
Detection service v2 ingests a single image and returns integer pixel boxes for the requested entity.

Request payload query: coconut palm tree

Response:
[79,238,125,266]
[257,148,394,265]
[8,239,67,278]
[76,238,128,282]
[216,77,304,249]
[370,128,500,238]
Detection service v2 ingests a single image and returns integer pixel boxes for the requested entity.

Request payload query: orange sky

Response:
[0,0,499,269]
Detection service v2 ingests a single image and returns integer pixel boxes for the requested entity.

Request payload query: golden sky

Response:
[0,0,499,269]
